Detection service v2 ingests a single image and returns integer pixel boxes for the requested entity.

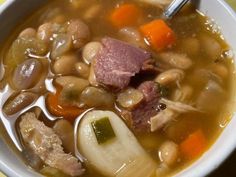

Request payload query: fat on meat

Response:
[19,112,84,176]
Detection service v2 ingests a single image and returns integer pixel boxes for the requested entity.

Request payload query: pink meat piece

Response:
[131,81,161,132]
[138,81,160,102]
[94,37,151,89]
[19,112,84,176]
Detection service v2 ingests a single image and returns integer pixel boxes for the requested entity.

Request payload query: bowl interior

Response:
[0,2,47,177]
[0,0,236,177]
[177,0,236,176]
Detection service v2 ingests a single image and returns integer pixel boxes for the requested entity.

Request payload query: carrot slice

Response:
[46,85,83,122]
[139,19,176,51]
[180,129,207,159]
[110,4,141,28]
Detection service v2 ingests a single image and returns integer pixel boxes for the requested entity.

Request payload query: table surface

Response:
[0,0,236,177]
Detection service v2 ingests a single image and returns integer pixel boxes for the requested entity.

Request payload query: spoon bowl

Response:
[0,85,61,151]
[73,108,94,163]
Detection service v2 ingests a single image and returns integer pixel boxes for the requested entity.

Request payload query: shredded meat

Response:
[150,108,176,132]
[19,112,84,176]
[150,99,201,132]
[141,59,160,73]
[160,98,200,113]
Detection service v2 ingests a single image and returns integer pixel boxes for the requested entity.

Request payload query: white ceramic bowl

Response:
[0,0,236,177]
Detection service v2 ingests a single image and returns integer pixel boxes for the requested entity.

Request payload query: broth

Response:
[0,0,235,177]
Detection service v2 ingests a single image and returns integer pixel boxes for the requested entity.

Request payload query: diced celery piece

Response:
[91,117,116,144]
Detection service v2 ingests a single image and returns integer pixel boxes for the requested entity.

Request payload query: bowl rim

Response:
[175,0,236,176]
[0,0,236,177]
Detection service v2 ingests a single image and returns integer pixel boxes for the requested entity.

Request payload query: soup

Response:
[0,0,235,176]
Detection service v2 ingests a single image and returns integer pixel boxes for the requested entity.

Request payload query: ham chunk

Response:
[138,81,160,102]
[131,81,162,131]
[94,37,151,89]
[19,112,84,176]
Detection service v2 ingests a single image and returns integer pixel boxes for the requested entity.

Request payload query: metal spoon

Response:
[0,83,92,163]
[73,108,94,163]
[163,0,190,19]
[0,85,61,151]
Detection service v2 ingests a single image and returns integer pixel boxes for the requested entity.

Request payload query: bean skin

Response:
[67,19,90,49]
[3,92,38,115]
[155,69,185,86]
[53,55,78,75]
[159,141,179,166]
[12,59,43,90]
[19,28,37,38]
[82,41,102,64]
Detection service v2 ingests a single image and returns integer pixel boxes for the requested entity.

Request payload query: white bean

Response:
[88,64,98,86]
[155,69,185,86]
[7,38,47,68]
[83,4,101,20]
[53,120,74,153]
[117,88,144,109]
[192,69,223,86]
[171,85,193,102]
[209,63,228,79]
[138,134,160,150]
[56,76,89,93]
[159,141,179,166]
[57,76,89,106]
[70,0,88,9]
[19,28,36,38]
[3,92,38,115]
[199,34,222,60]
[67,19,90,48]
[75,62,90,78]
[12,59,43,90]
[53,55,78,75]
[37,23,62,43]
[59,85,81,106]
[39,8,61,23]
[159,52,193,70]
[82,41,102,64]
[51,34,72,59]
[37,23,54,43]
[51,15,66,24]
[196,80,225,112]
[80,87,114,107]
[180,37,200,56]
[119,27,141,45]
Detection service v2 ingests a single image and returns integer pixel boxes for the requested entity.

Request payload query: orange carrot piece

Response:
[110,4,141,28]
[180,129,207,159]
[139,19,176,51]
[46,86,83,122]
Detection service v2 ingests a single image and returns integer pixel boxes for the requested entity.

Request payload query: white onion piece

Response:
[78,110,157,177]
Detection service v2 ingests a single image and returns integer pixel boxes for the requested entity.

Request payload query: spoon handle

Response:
[164,0,190,19]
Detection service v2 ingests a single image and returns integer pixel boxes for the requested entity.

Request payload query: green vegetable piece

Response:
[155,82,169,97]
[91,117,116,144]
